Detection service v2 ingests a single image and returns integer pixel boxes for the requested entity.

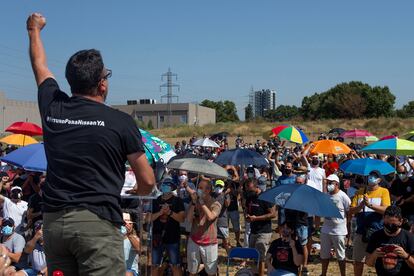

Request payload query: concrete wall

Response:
[113,103,216,128]
[0,91,41,133]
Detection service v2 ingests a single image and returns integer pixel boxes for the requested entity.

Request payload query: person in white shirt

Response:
[0,187,28,233]
[320,174,351,276]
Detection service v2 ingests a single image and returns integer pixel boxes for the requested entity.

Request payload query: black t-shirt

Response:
[152,195,185,244]
[390,178,414,218]
[28,192,43,223]
[38,78,144,225]
[285,208,308,227]
[366,229,414,276]
[267,238,303,274]
[246,194,273,234]
[227,181,239,212]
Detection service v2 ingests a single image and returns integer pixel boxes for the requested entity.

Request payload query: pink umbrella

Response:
[380,135,397,141]
[339,129,373,138]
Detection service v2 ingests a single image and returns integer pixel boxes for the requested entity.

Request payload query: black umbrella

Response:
[210,132,230,141]
[168,152,204,163]
[328,128,346,135]
[215,148,268,167]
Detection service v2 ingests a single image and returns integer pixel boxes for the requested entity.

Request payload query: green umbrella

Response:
[361,138,414,156]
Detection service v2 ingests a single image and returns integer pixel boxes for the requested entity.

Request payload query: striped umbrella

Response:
[271,125,308,144]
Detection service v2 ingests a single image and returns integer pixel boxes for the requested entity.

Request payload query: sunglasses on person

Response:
[2,220,13,227]
[102,69,112,80]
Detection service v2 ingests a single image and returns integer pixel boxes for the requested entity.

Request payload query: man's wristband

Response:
[405,254,411,260]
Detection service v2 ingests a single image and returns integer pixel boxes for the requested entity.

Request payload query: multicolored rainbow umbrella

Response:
[361,138,414,156]
[139,129,176,164]
[271,125,309,144]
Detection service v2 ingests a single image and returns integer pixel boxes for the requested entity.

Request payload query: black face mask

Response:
[311,159,319,166]
[284,169,292,175]
[384,223,399,234]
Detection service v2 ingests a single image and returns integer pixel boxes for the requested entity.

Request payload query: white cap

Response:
[326,174,340,183]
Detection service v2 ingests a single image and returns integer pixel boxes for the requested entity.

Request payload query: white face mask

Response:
[178,175,188,183]
[214,187,224,194]
[327,184,335,193]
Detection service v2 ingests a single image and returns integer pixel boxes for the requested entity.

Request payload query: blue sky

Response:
[0,1,413,119]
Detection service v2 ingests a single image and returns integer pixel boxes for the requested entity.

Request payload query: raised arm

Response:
[27,13,54,86]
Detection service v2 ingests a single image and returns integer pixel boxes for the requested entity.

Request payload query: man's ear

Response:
[97,79,107,96]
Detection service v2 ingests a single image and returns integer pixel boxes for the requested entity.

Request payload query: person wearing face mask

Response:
[275,162,297,186]
[320,174,351,276]
[390,165,414,232]
[176,170,196,235]
[349,171,391,276]
[0,217,25,268]
[245,179,276,276]
[187,180,221,276]
[0,186,28,234]
[366,206,414,275]
[266,222,304,276]
[120,213,140,276]
[0,172,11,197]
[212,180,231,253]
[151,178,185,276]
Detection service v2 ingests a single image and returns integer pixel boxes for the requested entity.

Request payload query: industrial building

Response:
[249,89,277,118]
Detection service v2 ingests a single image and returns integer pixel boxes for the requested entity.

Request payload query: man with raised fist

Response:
[27,13,155,275]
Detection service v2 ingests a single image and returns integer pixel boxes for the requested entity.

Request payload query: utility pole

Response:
[160,68,179,127]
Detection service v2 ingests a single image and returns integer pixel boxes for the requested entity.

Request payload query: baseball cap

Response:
[215,180,225,187]
[326,174,340,183]
[2,217,15,227]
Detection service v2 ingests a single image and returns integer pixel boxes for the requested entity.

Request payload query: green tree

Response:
[396,101,414,118]
[245,104,254,121]
[200,99,239,122]
[363,86,396,117]
[264,105,300,121]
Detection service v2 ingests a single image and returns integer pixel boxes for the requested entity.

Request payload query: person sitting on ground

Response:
[266,222,304,276]
[366,206,414,275]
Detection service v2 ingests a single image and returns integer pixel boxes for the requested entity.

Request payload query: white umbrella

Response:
[192,138,220,148]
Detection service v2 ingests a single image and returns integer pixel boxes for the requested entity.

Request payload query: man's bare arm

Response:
[127,151,155,196]
[27,13,54,86]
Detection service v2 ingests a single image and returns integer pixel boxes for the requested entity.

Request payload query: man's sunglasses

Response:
[102,69,112,80]
[2,221,13,227]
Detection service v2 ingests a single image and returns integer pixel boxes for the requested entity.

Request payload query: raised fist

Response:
[27,13,46,31]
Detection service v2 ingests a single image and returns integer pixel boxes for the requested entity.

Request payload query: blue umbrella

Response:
[0,143,46,172]
[258,184,342,218]
[215,148,268,167]
[340,158,395,176]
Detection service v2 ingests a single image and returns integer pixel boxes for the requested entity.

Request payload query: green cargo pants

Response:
[43,208,125,276]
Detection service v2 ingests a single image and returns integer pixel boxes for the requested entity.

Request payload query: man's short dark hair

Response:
[65,49,104,95]
[384,205,402,219]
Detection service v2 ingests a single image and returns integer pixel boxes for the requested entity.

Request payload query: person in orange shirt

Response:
[349,171,391,276]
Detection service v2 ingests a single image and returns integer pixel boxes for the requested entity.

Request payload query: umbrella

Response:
[0,134,38,146]
[0,143,46,172]
[258,184,342,218]
[168,152,204,163]
[365,136,379,142]
[271,125,309,144]
[328,128,346,135]
[5,121,43,136]
[167,158,228,179]
[402,131,414,141]
[192,138,220,148]
[380,135,397,141]
[339,129,373,138]
[340,158,395,176]
[139,129,176,164]
[210,132,229,141]
[361,138,414,156]
[310,140,351,155]
[214,148,268,167]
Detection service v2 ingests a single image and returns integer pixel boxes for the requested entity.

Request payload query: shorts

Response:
[218,227,229,239]
[352,234,368,262]
[152,243,181,265]
[295,225,308,246]
[320,233,346,261]
[187,238,218,275]
[227,210,240,232]
[248,233,272,261]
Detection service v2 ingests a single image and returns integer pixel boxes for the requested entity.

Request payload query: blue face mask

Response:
[197,189,204,198]
[160,184,172,194]
[120,226,127,235]
[1,226,13,236]
[368,176,379,185]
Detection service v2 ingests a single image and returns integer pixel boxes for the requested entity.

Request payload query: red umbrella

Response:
[5,121,43,136]
[339,129,373,138]
[380,135,397,141]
